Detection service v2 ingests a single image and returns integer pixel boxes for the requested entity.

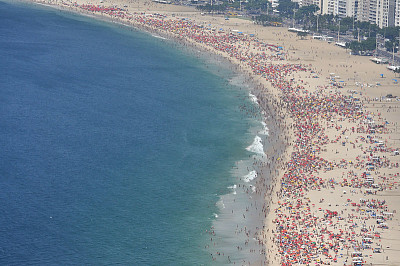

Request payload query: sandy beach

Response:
[23,0,400,264]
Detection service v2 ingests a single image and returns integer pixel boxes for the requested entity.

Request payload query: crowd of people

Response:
[34,1,400,264]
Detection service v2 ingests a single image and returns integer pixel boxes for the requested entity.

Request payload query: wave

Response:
[258,121,269,136]
[228,184,237,195]
[249,93,259,106]
[216,199,226,209]
[152,34,167,40]
[243,170,257,182]
[246,135,264,155]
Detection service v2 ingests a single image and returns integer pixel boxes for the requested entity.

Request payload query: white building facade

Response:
[271,0,397,27]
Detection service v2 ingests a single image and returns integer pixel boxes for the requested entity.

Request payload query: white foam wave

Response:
[218,199,225,209]
[249,93,259,105]
[152,34,167,40]
[259,121,269,136]
[250,185,256,193]
[243,170,257,182]
[213,213,219,218]
[228,184,237,195]
[246,135,265,154]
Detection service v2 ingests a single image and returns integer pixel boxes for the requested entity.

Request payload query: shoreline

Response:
[22,1,282,263]
[16,0,400,265]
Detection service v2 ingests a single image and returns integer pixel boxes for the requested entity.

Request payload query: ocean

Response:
[0,1,269,264]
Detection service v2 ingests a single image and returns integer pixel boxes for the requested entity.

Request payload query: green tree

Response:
[379,26,400,41]
[353,21,378,39]
[295,5,319,28]
[339,17,354,32]
[245,0,271,12]
[385,40,398,53]
[276,0,299,18]
[196,3,226,13]
[296,4,319,18]
[253,14,282,25]
[297,31,308,39]
[348,37,376,53]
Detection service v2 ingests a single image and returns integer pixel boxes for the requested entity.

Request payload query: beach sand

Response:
[24,0,400,264]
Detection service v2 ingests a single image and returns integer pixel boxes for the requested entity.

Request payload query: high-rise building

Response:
[320,0,358,17]
[395,0,400,25]
[301,0,323,9]
[357,0,395,27]
[319,0,394,27]
[272,0,396,28]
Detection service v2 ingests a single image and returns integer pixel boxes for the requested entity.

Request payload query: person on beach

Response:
[35,1,400,264]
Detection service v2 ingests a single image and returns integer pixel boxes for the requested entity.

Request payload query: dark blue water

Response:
[0,1,260,264]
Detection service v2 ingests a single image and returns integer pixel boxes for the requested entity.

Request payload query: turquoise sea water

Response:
[0,1,268,264]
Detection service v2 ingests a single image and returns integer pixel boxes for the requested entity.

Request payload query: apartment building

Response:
[321,0,358,17]
[273,0,397,27]
[396,0,400,25]
[320,0,394,27]
[301,0,322,9]
[358,0,395,27]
